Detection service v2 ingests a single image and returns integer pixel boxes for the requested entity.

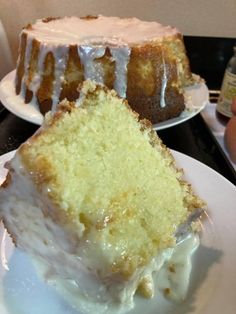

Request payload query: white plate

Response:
[0,150,236,314]
[0,71,209,130]
[0,71,43,125]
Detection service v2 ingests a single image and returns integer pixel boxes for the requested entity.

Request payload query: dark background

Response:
[184,36,236,90]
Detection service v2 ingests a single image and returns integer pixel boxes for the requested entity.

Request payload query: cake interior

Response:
[19,82,192,277]
[0,80,205,312]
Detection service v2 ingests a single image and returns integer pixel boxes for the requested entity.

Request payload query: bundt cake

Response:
[15,15,195,124]
[0,81,205,312]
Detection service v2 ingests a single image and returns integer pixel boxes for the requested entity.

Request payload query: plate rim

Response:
[0,70,209,129]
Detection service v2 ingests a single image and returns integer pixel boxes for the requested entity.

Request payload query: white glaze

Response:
[110,47,131,98]
[0,151,200,313]
[32,233,199,314]
[25,16,178,46]
[77,45,131,98]
[160,49,168,108]
[17,16,179,108]
[78,46,106,83]
[157,233,200,301]
[15,35,23,92]
[20,36,33,100]
[29,43,51,106]
[51,45,69,110]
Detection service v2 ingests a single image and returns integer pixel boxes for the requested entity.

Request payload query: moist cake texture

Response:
[15,15,194,123]
[0,81,204,312]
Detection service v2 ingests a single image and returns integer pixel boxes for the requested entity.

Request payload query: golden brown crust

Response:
[42,17,61,23]
[15,18,193,124]
[80,15,98,20]
[25,39,40,103]
[24,23,33,30]
[1,172,12,188]
[15,32,27,95]
[37,51,55,113]
[1,217,18,246]
[127,43,185,123]
[138,111,205,217]
[96,48,115,89]
[59,45,84,102]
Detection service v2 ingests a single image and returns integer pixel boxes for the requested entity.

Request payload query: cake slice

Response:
[0,80,204,313]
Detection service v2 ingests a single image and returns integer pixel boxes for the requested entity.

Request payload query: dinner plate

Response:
[0,71,209,130]
[0,150,236,314]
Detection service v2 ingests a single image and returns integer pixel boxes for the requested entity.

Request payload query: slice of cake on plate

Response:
[0,80,205,313]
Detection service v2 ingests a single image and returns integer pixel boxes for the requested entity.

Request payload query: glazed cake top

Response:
[23,15,179,46]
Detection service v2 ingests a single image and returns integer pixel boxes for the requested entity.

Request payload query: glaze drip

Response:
[20,39,131,107]
[51,46,69,110]
[160,49,167,108]
[78,46,106,83]
[20,36,33,100]
[110,47,131,98]
[29,43,51,106]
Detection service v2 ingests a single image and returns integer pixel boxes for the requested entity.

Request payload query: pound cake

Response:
[15,15,194,124]
[0,81,204,313]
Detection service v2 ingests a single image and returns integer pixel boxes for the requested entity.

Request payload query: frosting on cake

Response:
[25,16,178,45]
[15,16,193,123]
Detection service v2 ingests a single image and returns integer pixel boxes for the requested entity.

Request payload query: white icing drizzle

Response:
[20,36,33,99]
[51,45,69,111]
[17,16,180,110]
[110,47,131,98]
[25,16,178,45]
[160,49,167,108]
[28,43,52,107]
[157,232,200,301]
[19,75,27,101]
[78,45,131,98]
[78,46,106,83]
[31,45,49,91]
[33,232,200,313]
[15,35,22,89]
